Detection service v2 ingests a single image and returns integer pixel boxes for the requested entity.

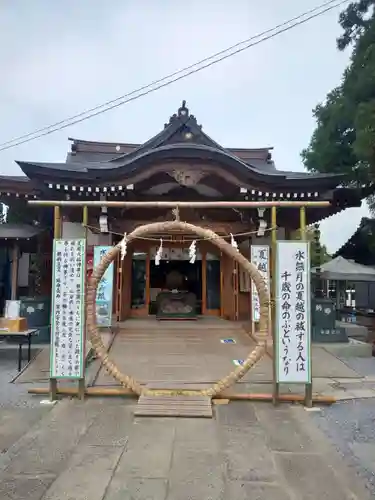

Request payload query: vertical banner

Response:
[251,245,270,322]
[50,239,85,379]
[94,246,114,327]
[275,241,311,383]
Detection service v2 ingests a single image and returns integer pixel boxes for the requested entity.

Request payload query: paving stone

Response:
[78,404,132,447]
[104,477,168,500]
[171,447,224,480]
[3,400,102,474]
[220,425,277,482]
[167,479,224,500]
[168,462,225,500]
[216,401,259,427]
[174,418,219,451]
[0,473,56,500]
[169,427,226,499]
[224,480,293,500]
[255,405,318,453]
[275,452,358,500]
[0,407,49,453]
[115,419,175,478]
[42,445,123,500]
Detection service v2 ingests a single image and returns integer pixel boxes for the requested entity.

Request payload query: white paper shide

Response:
[276,241,311,383]
[50,239,85,379]
[251,245,270,323]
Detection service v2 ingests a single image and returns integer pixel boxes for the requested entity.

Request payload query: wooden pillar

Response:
[202,250,207,315]
[233,261,239,321]
[299,206,313,408]
[220,253,224,318]
[50,205,62,401]
[145,250,150,314]
[10,242,19,300]
[271,206,279,406]
[115,253,123,321]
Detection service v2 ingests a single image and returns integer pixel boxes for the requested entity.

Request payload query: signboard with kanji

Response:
[275,241,311,384]
[250,245,270,323]
[94,246,114,327]
[50,239,86,379]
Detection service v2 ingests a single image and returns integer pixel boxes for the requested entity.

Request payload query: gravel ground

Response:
[311,353,375,497]
[312,400,375,496]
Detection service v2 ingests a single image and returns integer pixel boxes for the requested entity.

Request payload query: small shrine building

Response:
[0,101,366,322]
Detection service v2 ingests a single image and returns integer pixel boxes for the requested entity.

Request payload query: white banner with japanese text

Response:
[251,245,270,323]
[275,241,311,383]
[50,239,86,379]
[94,246,114,327]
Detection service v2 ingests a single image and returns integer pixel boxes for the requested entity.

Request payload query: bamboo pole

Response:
[270,206,279,406]
[78,205,89,401]
[50,205,62,401]
[299,206,313,408]
[28,200,331,209]
[27,386,336,404]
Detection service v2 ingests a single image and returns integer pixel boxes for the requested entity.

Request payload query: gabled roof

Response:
[15,100,347,188]
[334,217,375,266]
[312,255,375,281]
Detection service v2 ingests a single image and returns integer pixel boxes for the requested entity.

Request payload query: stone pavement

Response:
[0,397,372,500]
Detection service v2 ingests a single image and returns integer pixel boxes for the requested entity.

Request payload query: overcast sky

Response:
[0,1,369,252]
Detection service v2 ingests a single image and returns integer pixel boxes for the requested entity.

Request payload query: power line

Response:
[0,0,344,149]
[0,0,349,152]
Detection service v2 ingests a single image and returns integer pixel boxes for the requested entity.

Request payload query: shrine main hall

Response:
[0,101,366,322]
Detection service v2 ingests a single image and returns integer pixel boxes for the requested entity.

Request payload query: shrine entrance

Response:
[87,219,269,400]
[119,241,223,320]
[28,198,329,409]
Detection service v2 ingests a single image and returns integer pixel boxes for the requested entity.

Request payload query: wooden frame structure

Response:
[29,199,331,408]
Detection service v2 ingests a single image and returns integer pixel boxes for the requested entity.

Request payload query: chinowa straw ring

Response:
[86,220,270,397]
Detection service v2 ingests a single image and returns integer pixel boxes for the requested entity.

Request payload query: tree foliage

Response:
[291,227,331,267]
[302,1,375,210]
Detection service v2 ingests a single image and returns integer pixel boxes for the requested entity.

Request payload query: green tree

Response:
[291,227,331,267]
[302,0,375,210]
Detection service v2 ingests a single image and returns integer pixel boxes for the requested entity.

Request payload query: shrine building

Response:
[0,101,367,322]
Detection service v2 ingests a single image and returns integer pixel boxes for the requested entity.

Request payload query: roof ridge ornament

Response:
[168,100,189,124]
[178,100,189,117]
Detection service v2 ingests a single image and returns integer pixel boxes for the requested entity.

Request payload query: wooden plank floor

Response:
[93,318,271,387]
[134,394,213,418]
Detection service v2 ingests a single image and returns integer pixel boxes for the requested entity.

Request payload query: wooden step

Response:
[134,394,213,418]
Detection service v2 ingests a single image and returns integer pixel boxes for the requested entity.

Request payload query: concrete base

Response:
[336,320,368,342]
[316,338,373,358]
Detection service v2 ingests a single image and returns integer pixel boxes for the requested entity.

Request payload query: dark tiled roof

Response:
[0,224,44,239]
[0,175,30,182]
[334,217,375,265]
[14,101,346,188]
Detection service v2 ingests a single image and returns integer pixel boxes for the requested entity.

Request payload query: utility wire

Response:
[0,0,344,149]
[0,0,349,152]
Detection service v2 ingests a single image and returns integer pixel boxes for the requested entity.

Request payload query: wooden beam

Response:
[28,200,331,208]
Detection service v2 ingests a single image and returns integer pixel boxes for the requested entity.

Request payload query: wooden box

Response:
[5,317,28,333]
